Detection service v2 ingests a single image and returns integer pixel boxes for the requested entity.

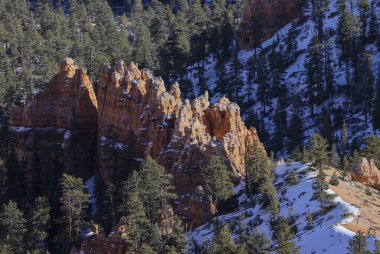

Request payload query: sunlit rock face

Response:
[97,60,263,226]
[350,157,380,190]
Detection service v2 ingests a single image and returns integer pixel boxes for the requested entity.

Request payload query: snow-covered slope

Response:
[188,162,379,253]
[185,0,380,153]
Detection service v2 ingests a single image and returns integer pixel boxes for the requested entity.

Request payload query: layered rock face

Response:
[11,57,263,227]
[350,158,380,190]
[238,0,301,48]
[10,58,98,199]
[97,60,262,225]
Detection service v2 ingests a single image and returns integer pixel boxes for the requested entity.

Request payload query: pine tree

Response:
[210,226,238,254]
[0,200,26,254]
[286,170,299,186]
[362,134,380,167]
[348,231,370,254]
[124,191,152,252]
[56,174,90,251]
[336,0,362,60]
[226,52,244,103]
[305,37,324,116]
[0,160,7,205]
[123,157,177,223]
[306,209,314,230]
[329,171,339,186]
[341,119,348,156]
[202,155,234,205]
[27,196,51,252]
[309,133,329,170]
[273,217,300,254]
[164,216,187,254]
[329,144,340,168]
[240,227,270,254]
[373,70,380,130]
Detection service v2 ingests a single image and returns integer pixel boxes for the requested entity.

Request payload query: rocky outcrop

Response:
[11,57,263,227]
[9,58,98,200]
[238,0,301,48]
[185,186,217,228]
[97,60,262,224]
[350,158,380,190]
[80,224,128,254]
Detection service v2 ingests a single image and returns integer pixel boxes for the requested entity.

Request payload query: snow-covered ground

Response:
[185,0,380,152]
[188,162,379,253]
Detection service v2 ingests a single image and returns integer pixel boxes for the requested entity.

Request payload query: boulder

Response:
[350,157,380,190]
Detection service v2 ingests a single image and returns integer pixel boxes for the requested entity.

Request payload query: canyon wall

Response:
[10,58,263,226]
[96,61,262,223]
[238,0,301,48]
[9,58,98,200]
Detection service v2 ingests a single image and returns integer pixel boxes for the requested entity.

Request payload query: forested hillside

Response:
[186,0,380,156]
[0,0,239,122]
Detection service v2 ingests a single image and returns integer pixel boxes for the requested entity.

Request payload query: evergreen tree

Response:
[27,196,51,253]
[0,160,7,205]
[309,133,329,170]
[373,70,380,130]
[341,119,348,156]
[273,216,300,254]
[210,226,238,254]
[305,37,324,116]
[56,174,90,251]
[240,227,270,254]
[135,156,177,222]
[329,171,339,186]
[286,170,299,186]
[348,231,370,254]
[226,52,244,103]
[0,200,26,254]
[306,209,314,230]
[362,134,380,167]
[202,155,234,205]
[124,191,153,252]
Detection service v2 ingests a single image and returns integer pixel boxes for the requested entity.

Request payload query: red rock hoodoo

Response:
[11,58,264,227]
[350,157,380,190]
[238,0,301,48]
[97,60,262,224]
[9,58,98,200]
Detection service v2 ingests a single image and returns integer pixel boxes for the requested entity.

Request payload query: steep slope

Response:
[188,0,380,153]
[189,162,380,253]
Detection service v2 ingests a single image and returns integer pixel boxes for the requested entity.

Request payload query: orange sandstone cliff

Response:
[96,61,261,224]
[10,58,263,230]
[9,58,98,200]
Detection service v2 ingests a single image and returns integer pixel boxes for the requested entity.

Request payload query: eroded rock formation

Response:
[97,60,262,224]
[11,57,263,228]
[9,58,98,201]
[238,0,301,48]
[350,158,380,190]
[80,224,128,254]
